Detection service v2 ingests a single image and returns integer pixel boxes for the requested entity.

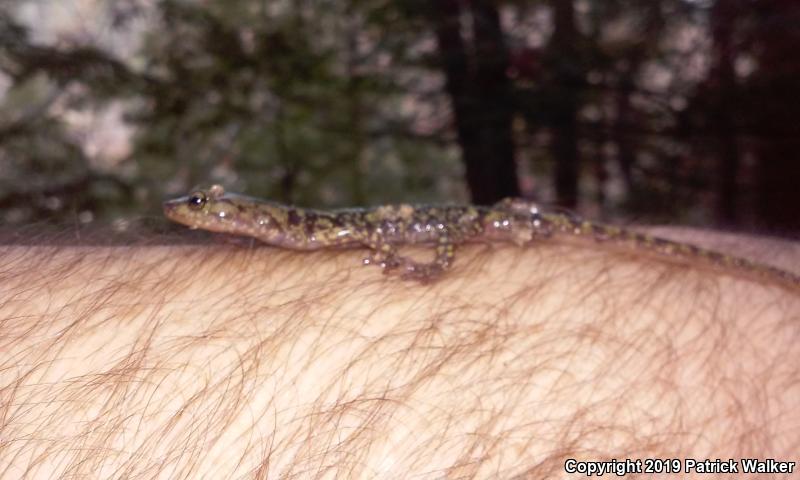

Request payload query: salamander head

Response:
[163,185,290,243]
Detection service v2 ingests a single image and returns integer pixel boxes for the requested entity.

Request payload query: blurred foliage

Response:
[131,0,460,205]
[0,0,798,232]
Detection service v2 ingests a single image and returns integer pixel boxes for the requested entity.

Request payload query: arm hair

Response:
[1,231,799,479]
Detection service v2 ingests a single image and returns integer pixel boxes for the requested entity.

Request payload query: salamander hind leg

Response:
[492,198,560,242]
[494,197,545,216]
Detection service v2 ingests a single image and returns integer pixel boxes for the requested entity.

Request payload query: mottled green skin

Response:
[163,185,800,286]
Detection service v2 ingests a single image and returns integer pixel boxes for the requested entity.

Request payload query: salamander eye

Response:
[187,192,207,210]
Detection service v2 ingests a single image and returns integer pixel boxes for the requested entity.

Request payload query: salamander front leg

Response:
[362,232,456,283]
[398,234,455,283]
[362,239,401,272]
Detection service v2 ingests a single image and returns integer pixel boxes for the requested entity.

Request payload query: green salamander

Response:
[163,185,800,286]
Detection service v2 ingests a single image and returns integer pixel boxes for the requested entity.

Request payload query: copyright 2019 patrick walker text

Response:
[564,458,796,476]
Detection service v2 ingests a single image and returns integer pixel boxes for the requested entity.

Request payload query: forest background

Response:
[1,0,798,235]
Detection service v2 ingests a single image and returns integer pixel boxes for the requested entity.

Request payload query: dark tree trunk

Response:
[430,0,519,205]
[710,0,741,226]
[614,73,636,191]
[469,0,519,203]
[750,0,800,232]
[550,0,580,208]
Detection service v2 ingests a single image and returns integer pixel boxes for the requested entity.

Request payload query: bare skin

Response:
[163,185,800,288]
[0,230,799,479]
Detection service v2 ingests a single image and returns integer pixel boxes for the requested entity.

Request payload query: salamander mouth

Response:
[162,198,187,222]
[162,198,208,229]
[163,197,239,234]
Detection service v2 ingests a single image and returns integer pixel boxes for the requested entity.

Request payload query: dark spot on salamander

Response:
[288,209,306,227]
[591,224,611,240]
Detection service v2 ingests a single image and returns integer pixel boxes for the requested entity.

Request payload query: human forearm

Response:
[1,236,798,479]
